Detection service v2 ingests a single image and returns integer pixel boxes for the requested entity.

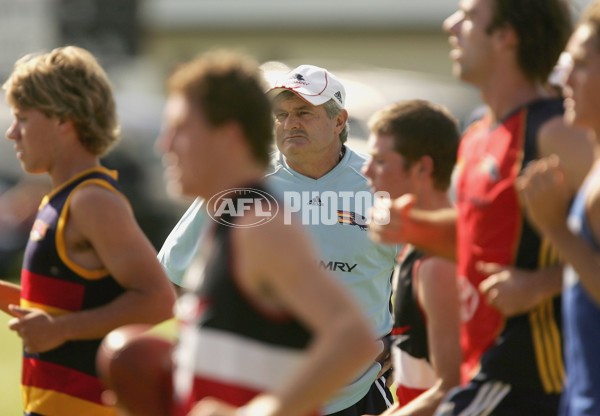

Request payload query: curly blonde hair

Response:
[3,46,120,156]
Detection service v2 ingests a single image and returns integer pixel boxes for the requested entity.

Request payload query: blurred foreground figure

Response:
[150,50,377,416]
[158,63,399,415]
[519,2,600,414]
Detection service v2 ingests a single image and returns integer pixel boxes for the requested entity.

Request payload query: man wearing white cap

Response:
[266,64,398,415]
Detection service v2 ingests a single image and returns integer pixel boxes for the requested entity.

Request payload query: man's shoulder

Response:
[528,97,563,113]
[345,145,370,164]
[526,98,564,128]
[265,151,283,175]
[342,146,370,179]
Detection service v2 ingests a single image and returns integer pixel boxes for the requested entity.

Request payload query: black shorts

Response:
[325,375,393,416]
[434,377,560,416]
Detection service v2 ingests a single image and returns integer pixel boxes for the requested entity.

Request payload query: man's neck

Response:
[204,163,265,200]
[284,144,345,180]
[415,189,453,211]
[478,71,549,124]
[49,157,100,189]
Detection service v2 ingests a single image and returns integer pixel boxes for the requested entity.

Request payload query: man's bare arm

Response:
[369,194,457,261]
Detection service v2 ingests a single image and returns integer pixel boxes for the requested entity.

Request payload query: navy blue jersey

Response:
[456,98,564,393]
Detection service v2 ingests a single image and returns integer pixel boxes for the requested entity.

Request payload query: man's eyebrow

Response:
[274,102,312,112]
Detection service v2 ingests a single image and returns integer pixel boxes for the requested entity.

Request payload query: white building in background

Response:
[0,0,594,173]
[0,0,593,78]
[138,0,594,76]
[0,0,58,79]
[141,0,591,29]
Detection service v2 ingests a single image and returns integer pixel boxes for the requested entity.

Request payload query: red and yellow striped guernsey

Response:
[455,98,564,392]
[20,167,124,416]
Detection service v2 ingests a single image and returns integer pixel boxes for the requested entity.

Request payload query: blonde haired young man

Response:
[2,46,176,416]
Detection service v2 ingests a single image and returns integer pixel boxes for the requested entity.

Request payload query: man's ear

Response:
[493,23,518,51]
[58,117,77,136]
[219,121,244,143]
[217,121,250,156]
[418,155,434,177]
[335,109,349,131]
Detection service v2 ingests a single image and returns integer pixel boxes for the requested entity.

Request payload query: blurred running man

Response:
[156,50,378,416]
[159,63,400,416]
[519,2,600,414]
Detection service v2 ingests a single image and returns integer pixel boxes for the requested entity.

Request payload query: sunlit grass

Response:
[0,312,177,416]
[0,312,23,415]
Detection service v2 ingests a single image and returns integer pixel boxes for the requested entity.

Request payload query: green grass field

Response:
[0,315,176,415]
[0,312,24,415]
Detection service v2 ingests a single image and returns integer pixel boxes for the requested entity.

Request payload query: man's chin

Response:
[22,165,44,175]
[165,181,188,200]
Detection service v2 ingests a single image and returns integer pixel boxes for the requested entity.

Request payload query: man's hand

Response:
[187,396,281,416]
[517,155,571,236]
[369,194,417,245]
[8,305,68,353]
[187,397,236,416]
[478,262,545,316]
[373,338,393,387]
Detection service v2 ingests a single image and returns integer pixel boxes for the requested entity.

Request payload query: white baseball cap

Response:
[268,64,346,109]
